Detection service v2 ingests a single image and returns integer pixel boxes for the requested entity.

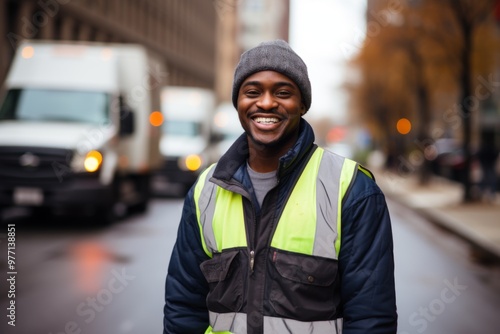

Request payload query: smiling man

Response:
[163,40,397,334]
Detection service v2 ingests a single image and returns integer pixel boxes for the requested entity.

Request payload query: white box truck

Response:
[0,40,165,223]
[153,86,216,196]
[212,101,244,160]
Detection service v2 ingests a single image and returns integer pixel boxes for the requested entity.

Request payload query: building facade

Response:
[215,0,290,103]
[1,0,292,107]
[0,0,217,88]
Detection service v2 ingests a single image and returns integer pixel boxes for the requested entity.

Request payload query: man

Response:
[164,40,397,334]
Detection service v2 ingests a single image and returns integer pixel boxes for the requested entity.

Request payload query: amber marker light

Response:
[21,46,35,59]
[185,154,202,171]
[150,111,164,127]
[396,118,412,135]
[84,150,103,172]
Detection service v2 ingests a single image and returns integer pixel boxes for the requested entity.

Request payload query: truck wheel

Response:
[32,207,52,219]
[133,200,148,214]
[180,183,192,197]
[95,205,117,225]
[130,174,151,214]
[94,177,121,225]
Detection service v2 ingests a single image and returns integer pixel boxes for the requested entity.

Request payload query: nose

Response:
[256,91,278,111]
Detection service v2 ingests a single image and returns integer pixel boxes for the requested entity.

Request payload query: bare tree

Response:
[347,0,498,201]
[444,0,497,201]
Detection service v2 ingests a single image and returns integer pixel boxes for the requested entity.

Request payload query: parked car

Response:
[429,138,483,186]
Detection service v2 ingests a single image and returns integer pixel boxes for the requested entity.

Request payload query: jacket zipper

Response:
[249,250,255,272]
[231,184,257,275]
[249,199,257,275]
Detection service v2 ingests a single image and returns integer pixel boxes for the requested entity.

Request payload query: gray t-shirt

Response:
[247,163,278,208]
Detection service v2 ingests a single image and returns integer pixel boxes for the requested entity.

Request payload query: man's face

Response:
[237,71,305,149]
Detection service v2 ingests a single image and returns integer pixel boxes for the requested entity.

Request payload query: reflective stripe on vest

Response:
[194,147,360,259]
[204,312,343,334]
[195,164,247,257]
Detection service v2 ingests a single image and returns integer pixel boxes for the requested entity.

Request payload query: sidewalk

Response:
[373,168,500,262]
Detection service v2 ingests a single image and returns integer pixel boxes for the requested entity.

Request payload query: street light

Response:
[396,118,412,135]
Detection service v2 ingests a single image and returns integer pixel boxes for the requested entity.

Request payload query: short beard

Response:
[246,125,300,152]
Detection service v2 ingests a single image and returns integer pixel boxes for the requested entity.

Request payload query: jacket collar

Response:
[212,118,315,183]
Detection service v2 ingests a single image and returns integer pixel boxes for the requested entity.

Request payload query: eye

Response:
[276,90,291,98]
[244,89,260,98]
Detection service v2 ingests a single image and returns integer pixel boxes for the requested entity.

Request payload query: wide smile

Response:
[253,116,280,124]
[251,116,282,131]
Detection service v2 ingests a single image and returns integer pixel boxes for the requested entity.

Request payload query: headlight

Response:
[71,150,103,173]
[179,154,202,172]
[84,150,103,172]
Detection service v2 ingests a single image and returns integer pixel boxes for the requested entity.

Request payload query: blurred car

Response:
[428,138,466,182]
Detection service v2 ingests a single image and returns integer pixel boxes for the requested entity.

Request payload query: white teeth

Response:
[254,117,279,124]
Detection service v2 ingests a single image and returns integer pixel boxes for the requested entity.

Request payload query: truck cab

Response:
[153,86,216,196]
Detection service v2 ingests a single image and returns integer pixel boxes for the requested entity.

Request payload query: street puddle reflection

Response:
[70,241,110,294]
[69,240,132,294]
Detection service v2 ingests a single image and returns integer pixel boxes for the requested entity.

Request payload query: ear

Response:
[300,104,306,116]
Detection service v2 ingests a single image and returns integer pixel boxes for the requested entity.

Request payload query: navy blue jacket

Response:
[164,119,397,333]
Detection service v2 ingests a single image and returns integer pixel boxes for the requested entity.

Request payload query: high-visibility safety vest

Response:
[194,147,372,334]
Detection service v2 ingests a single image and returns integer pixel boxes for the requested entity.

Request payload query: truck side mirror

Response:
[119,105,134,136]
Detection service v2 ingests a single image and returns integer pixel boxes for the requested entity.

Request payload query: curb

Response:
[385,192,500,264]
[417,207,500,263]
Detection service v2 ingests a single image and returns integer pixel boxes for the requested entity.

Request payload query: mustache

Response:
[248,108,280,116]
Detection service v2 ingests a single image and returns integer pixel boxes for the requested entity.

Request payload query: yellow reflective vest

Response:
[194,146,372,334]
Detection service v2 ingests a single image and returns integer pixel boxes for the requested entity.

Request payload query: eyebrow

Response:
[241,81,297,89]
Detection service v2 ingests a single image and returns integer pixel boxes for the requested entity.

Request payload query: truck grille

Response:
[162,157,180,174]
[0,146,74,185]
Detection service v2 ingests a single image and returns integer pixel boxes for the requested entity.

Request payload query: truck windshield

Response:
[0,88,109,124]
[163,120,201,137]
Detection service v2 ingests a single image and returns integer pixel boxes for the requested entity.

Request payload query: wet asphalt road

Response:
[0,197,499,334]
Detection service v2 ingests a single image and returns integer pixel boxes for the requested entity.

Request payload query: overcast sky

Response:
[289,0,367,121]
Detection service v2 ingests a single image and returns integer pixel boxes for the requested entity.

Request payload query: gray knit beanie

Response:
[232,40,311,112]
